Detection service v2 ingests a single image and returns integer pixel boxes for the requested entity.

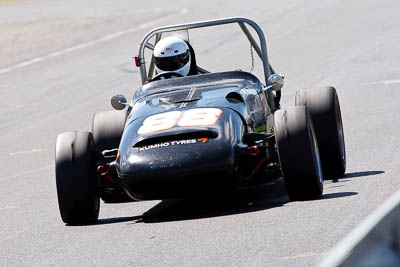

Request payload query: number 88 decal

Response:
[138,108,223,135]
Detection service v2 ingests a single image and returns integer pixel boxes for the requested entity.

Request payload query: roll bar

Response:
[137,17,271,85]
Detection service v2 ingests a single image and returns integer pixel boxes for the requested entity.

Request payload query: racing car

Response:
[55,17,346,224]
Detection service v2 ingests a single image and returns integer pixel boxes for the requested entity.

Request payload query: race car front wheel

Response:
[274,106,323,201]
[55,131,100,224]
[92,110,128,153]
[295,86,346,179]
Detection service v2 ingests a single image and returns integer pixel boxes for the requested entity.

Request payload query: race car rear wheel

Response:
[55,131,100,224]
[274,106,323,200]
[295,86,346,179]
[92,110,128,152]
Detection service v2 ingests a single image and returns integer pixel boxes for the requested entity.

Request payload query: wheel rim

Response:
[311,124,323,183]
[336,97,345,162]
[338,125,345,161]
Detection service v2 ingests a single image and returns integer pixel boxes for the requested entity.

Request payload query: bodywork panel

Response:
[116,71,272,199]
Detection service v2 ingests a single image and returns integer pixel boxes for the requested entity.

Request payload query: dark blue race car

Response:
[55,18,346,224]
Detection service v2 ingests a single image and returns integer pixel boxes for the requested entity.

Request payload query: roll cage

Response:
[137,17,274,86]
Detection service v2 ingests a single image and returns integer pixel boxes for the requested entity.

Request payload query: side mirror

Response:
[111,94,129,110]
[267,73,285,91]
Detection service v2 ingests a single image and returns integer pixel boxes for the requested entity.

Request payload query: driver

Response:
[153,36,197,78]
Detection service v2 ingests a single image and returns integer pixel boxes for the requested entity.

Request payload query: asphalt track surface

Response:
[1,0,400,266]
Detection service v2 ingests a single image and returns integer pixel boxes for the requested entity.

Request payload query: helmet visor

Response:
[154,50,190,72]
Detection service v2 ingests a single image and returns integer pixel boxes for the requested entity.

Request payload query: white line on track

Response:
[279,252,329,260]
[0,9,188,75]
[0,206,16,210]
[364,79,400,85]
[9,148,42,156]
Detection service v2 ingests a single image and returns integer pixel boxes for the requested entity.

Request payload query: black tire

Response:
[295,86,346,179]
[55,131,100,224]
[92,110,127,152]
[274,106,323,200]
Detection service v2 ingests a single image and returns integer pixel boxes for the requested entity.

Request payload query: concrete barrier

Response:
[320,190,400,267]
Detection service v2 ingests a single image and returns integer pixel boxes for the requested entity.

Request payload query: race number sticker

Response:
[138,108,223,135]
[138,111,181,135]
[178,108,223,127]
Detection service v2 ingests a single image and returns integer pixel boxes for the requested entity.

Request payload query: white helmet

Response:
[154,36,191,76]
